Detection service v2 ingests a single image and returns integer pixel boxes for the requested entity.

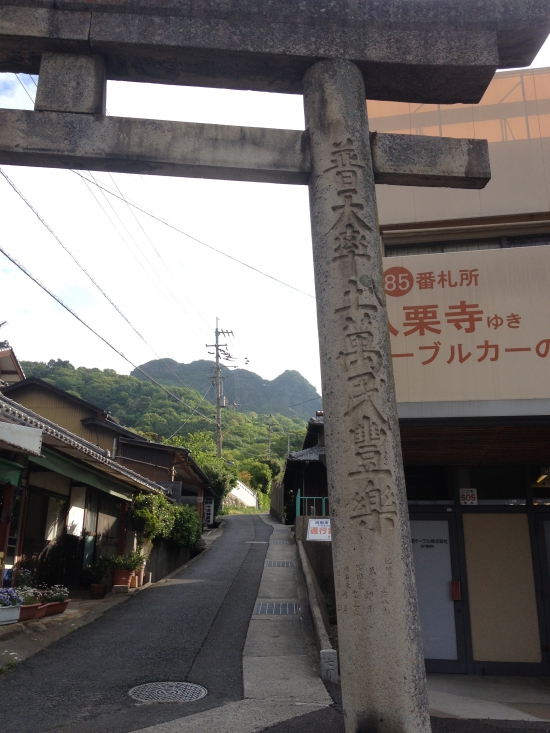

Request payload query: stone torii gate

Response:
[0,2,549,731]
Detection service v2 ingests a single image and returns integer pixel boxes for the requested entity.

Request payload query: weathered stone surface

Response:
[90,16,499,103]
[35,53,106,114]
[304,59,430,733]
[371,132,491,189]
[0,7,91,76]
[0,109,311,184]
[0,107,491,190]
[0,1,549,102]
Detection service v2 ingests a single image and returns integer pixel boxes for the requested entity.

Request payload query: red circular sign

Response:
[383,266,414,297]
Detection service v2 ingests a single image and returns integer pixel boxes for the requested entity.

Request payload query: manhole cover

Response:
[128,682,207,703]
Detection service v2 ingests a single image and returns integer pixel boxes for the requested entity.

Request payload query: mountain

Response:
[18,359,309,458]
[131,359,322,420]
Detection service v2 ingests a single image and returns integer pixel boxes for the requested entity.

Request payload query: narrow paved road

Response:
[0,514,272,733]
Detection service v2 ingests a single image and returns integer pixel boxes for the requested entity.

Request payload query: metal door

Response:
[410,514,468,673]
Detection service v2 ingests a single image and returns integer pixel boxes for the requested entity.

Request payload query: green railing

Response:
[296,489,329,517]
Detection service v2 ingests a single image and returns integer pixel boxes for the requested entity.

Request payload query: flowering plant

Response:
[15,568,34,587]
[40,585,69,603]
[17,587,42,605]
[0,588,23,607]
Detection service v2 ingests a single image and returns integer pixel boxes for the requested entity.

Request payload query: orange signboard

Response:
[384,245,550,402]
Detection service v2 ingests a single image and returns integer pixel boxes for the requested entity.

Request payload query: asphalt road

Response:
[0,514,272,733]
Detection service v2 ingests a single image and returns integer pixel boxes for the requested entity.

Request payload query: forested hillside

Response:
[19,359,308,460]
[130,359,322,420]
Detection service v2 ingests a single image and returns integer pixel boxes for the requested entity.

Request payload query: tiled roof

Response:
[288,445,325,462]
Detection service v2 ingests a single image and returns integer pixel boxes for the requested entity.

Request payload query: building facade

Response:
[277,67,550,676]
[0,379,213,588]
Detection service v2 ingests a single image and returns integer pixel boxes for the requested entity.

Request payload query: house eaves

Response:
[288,445,326,463]
[81,415,147,441]
[0,394,165,495]
[2,377,113,419]
[118,436,212,491]
[0,344,25,385]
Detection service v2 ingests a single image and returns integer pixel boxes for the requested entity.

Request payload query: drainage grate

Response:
[245,541,268,544]
[128,682,207,703]
[273,529,291,533]
[270,540,292,544]
[255,602,300,615]
[265,560,294,567]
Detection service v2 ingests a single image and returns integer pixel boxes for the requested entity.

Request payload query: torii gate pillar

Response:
[304,59,429,733]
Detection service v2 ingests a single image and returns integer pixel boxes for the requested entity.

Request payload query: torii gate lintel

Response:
[0,4,548,733]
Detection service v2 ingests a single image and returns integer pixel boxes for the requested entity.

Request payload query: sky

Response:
[2,34,550,394]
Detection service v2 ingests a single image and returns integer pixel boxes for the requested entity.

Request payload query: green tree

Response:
[239,459,272,493]
[20,360,309,463]
[168,431,238,512]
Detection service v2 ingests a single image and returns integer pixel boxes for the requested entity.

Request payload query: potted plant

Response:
[88,557,111,600]
[0,588,23,625]
[14,568,34,588]
[39,585,70,616]
[128,550,147,587]
[108,552,147,587]
[17,587,42,621]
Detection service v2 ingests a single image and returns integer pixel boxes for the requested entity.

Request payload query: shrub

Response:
[257,491,270,510]
[131,492,204,549]
[169,505,202,548]
[131,493,175,540]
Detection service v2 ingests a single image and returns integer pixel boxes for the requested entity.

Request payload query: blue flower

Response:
[0,588,24,607]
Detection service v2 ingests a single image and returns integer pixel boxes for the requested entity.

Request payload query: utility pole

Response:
[267,414,272,459]
[206,318,233,458]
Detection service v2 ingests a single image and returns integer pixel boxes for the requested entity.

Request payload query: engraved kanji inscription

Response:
[349,480,398,533]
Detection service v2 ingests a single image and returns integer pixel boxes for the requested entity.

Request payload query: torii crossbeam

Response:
[1,3,549,732]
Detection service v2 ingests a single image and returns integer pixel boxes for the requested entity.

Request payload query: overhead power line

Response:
[0,167,195,393]
[15,74,35,105]
[103,171,212,331]
[0,242,217,425]
[72,171,316,299]
[289,395,323,408]
[164,383,213,441]
[13,74,313,300]
[83,171,208,337]
[12,72,207,337]
[74,172,204,338]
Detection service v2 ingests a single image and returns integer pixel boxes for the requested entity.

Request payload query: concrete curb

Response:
[297,539,339,684]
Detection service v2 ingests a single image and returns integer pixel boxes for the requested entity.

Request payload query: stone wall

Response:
[143,538,194,583]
